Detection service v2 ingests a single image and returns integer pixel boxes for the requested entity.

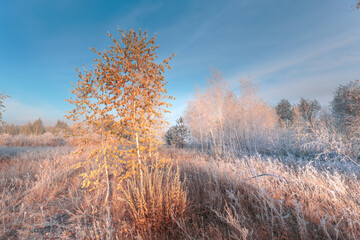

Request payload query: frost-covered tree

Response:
[47,120,69,136]
[185,70,235,155]
[0,91,9,127]
[21,122,33,136]
[165,117,189,148]
[1,123,20,135]
[331,81,360,136]
[275,99,294,127]
[32,118,45,135]
[20,118,45,136]
[55,120,69,130]
[297,97,321,123]
[185,72,277,156]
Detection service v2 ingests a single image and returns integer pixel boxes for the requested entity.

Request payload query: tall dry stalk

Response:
[119,163,187,237]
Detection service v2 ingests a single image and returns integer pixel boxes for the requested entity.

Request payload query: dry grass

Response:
[0,146,113,239]
[0,146,188,239]
[119,164,187,238]
[0,133,66,147]
[164,148,360,239]
[0,144,359,239]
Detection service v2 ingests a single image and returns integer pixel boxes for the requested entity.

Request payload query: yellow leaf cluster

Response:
[65,28,174,190]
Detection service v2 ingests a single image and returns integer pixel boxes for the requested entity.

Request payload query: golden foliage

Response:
[65,29,174,190]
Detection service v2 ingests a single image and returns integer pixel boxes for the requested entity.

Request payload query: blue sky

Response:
[1,0,360,125]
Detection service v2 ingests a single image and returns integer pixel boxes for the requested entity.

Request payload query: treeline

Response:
[275,81,360,137]
[166,72,360,163]
[276,97,320,127]
[0,119,69,136]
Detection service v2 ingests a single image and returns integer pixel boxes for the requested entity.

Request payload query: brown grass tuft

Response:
[118,163,187,238]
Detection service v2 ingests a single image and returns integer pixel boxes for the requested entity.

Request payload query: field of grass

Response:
[1,140,359,239]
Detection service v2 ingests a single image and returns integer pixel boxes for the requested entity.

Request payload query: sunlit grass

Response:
[1,144,359,239]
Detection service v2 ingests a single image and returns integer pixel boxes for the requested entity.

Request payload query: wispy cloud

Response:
[260,71,358,105]
[249,32,360,82]
[159,0,235,56]
[227,28,360,104]
[113,2,163,28]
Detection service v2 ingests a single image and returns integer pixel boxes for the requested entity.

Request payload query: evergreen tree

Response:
[165,117,189,148]
[275,99,294,127]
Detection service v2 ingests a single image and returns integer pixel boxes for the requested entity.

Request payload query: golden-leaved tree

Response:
[66,29,174,194]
